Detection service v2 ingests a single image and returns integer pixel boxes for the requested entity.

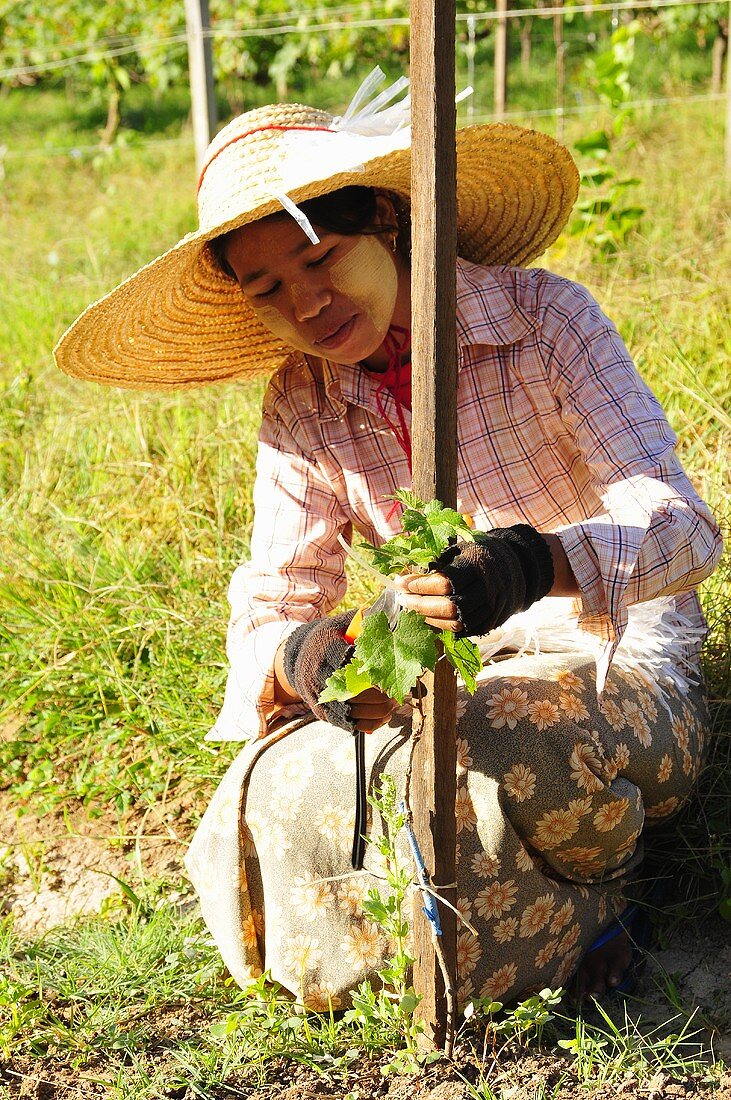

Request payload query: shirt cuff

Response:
[205,620,306,742]
[556,524,612,628]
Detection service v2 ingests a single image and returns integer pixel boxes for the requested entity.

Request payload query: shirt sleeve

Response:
[207,388,351,742]
[536,274,723,689]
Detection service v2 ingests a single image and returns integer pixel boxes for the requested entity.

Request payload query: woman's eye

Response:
[307,247,335,268]
[254,283,280,300]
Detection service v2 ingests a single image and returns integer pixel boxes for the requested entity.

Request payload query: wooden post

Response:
[185,0,217,172]
[409,0,459,1053]
[494,0,509,120]
[726,0,731,179]
[554,4,567,142]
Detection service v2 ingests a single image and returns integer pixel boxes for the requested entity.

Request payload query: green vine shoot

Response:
[319,491,483,706]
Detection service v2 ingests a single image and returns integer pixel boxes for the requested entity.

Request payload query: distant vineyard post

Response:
[494,0,509,119]
[185,0,217,172]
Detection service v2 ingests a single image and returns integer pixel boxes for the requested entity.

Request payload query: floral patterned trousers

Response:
[186,652,708,1012]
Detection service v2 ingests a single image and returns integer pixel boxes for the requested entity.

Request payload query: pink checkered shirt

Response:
[209,260,722,741]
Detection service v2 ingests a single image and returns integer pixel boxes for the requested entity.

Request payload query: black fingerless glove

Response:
[282,610,357,732]
[433,524,554,637]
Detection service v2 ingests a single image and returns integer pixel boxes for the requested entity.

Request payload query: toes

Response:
[606,941,634,988]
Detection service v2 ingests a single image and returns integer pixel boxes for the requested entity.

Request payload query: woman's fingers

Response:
[396,587,461,632]
[350,687,399,733]
[398,592,457,619]
[395,571,453,595]
[422,615,462,632]
[394,571,460,630]
[351,687,391,705]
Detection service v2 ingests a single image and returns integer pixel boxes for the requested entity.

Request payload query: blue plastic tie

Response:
[398,799,442,937]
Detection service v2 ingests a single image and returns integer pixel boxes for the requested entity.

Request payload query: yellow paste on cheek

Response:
[251,302,305,350]
[249,236,397,353]
[328,236,398,341]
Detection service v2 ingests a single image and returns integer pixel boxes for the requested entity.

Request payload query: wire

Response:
[0,36,189,81]
[0,2,398,76]
[0,135,190,159]
[455,0,724,20]
[0,90,720,162]
[470,89,725,121]
[0,0,722,80]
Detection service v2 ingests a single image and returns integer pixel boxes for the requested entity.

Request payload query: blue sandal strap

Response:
[587,903,640,953]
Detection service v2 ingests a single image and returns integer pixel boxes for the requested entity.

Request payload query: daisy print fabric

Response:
[186,651,708,1009]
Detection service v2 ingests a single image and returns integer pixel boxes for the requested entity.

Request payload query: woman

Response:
[54,74,722,1010]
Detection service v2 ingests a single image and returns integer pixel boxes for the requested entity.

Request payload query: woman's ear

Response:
[373,191,399,232]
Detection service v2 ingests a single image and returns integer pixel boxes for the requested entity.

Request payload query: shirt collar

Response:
[307,258,537,419]
[455,258,537,347]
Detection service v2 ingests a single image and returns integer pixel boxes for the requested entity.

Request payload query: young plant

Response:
[320,491,483,706]
[343,774,430,1074]
[464,987,564,1049]
[569,23,645,257]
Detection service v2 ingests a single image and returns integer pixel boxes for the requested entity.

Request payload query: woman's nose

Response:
[290,280,331,322]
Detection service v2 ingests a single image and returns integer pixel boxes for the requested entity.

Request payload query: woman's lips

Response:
[316,315,357,350]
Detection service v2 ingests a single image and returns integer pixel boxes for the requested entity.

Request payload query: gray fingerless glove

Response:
[433,524,554,637]
[282,610,357,732]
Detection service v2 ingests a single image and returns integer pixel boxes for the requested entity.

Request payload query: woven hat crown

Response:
[197,103,337,237]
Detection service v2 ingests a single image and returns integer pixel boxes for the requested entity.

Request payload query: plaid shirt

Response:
[209,260,722,741]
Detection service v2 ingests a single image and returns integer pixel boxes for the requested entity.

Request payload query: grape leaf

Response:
[319,658,374,703]
[440,631,482,695]
[363,491,474,575]
[369,533,418,575]
[322,491,487,704]
[401,497,475,558]
[354,609,438,704]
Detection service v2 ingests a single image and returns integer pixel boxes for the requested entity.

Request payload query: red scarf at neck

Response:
[369,323,412,473]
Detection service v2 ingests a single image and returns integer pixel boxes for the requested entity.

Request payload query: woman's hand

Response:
[280,611,358,732]
[278,613,401,734]
[350,686,400,733]
[393,571,462,632]
[394,525,564,639]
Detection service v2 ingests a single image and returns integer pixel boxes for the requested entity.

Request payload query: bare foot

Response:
[571,927,634,1003]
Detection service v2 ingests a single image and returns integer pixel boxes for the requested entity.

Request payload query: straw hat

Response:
[53,73,579,390]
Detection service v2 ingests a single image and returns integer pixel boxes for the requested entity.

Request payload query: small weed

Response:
[466,988,564,1049]
[557,1001,714,1085]
[343,775,428,1073]
[14,830,47,893]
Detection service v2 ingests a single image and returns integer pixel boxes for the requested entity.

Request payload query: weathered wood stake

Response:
[185,0,217,172]
[409,0,459,1053]
[494,0,509,120]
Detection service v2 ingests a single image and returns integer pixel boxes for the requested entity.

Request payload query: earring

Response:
[390,234,398,253]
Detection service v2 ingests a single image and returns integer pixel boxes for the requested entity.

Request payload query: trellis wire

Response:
[0,0,724,81]
[0,90,721,164]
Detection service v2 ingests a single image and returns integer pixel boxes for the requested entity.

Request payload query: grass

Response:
[0,74,729,1097]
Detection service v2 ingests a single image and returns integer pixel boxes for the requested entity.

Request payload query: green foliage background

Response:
[1,0,728,134]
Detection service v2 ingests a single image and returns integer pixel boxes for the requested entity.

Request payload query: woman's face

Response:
[223,200,405,367]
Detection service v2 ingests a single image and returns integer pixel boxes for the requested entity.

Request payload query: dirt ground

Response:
[1,793,730,1099]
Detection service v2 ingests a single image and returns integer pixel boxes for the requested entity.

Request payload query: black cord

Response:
[351,730,367,870]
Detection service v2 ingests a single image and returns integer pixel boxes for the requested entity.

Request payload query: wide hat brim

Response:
[54,122,579,390]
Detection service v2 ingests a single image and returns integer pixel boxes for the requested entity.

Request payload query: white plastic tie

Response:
[271,68,471,243]
[332,66,411,137]
[270,189,320,245]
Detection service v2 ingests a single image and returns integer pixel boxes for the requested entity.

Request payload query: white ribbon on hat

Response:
[269,67,410,243]
[270,67,472,243]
